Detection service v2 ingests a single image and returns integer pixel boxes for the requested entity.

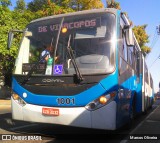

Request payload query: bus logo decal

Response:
[42,78,64,83]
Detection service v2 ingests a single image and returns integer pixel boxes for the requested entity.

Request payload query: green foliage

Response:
[38,1,74,16]
[61,0,104,11]
[106,0,121,9]
[0,6,13,85]
[27,0,74,16]
[0,0,11,7]
[141,46,151,56]
[27,0,47,12]
[27,0,103,13]
[0,5,34,86]
[133,25,151,56]
[15,0,26,11]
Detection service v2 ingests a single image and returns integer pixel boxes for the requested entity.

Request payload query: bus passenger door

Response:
[117,22,131,127]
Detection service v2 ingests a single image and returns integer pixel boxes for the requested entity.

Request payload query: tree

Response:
[61,0,104,11]
[39,0,74,16]
[27,0,104,14]
[0,5,35,86]
[27,0,74,16]
[0,0,11,7]
[27,0,104,17]
[27,0,47,12]
[14,0,26,12]
[133,25,151,56]
[0,6,15,86]
[106,0,121,9]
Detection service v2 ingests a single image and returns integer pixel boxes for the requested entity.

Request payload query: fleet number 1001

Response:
[56,98,75,105]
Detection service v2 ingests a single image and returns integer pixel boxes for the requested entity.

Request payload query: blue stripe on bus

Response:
[12,72,119,107]
[117,74,143,113]
[12,77,108,107]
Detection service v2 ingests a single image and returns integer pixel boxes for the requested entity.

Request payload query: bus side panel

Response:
[117,74,138,128]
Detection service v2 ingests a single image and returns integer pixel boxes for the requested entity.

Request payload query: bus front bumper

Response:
[11,97,116,130]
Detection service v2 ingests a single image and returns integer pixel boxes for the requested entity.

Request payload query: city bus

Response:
[8,8,154,130]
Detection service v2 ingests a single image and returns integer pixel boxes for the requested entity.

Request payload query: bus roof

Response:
[30,8,118,24]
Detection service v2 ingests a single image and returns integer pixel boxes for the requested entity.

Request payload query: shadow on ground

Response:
[0,86,11,99]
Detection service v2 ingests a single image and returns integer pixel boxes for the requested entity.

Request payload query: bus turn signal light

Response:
[12,93,19,100]
[99,96,108,104]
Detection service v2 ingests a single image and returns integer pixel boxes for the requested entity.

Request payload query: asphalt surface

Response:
[0,86,11,99]
[120,100,160,143]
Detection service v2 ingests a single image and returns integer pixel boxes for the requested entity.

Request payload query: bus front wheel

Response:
[130,95,136,120]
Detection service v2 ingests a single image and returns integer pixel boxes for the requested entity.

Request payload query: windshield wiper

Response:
[67,34,83,82]
[21,52,49,85]
[51,17,83,82]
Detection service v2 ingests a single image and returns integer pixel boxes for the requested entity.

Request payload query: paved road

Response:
[120,99,160,143]
[0,100,11,114]
[0,99,159,143]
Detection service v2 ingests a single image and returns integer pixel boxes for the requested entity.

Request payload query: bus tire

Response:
[126,94,136,129]
[131,94,136,119]
[143,97,148,115]
[143,108,148,115]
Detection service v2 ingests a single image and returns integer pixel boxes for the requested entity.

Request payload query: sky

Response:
[10,0,160,92]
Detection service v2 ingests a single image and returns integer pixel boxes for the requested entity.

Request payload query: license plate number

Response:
[42,108,59,116]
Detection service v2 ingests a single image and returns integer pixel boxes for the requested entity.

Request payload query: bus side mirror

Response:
[7,30,25,49]
[125,27,134,46]
[7,31,14,49]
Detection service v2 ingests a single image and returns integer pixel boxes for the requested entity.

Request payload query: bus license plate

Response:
[42,108,59,116]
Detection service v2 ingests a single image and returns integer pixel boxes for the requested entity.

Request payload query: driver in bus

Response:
[41,44,59,63]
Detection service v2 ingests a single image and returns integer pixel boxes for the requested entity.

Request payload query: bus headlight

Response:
[85,92,116,111]
[12,93,26,107]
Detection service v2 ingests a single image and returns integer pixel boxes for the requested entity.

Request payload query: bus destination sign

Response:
[38,17,101,33]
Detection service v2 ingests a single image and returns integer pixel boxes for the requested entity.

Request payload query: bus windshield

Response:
[13,12,116,76]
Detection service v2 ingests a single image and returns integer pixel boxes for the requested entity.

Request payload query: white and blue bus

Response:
[8,8,154,130]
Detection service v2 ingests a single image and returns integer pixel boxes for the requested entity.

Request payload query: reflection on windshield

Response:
[13,13,116,76]
[75,25,106,39]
